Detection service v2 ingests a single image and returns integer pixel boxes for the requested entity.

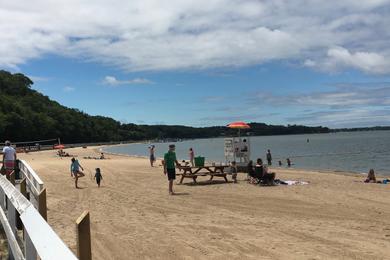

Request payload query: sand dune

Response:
[18,147,390,260]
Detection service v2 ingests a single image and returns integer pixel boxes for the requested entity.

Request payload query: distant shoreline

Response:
[6,128,390,151]
[99,144,390,178]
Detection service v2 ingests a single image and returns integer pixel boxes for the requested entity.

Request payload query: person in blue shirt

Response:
[70,157,85,188]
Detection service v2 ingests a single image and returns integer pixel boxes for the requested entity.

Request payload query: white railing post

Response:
[0,169,78,260]
[7,197,17,236]
[8,202,16,259]
[25,228,37,260]
[0,205,24,260]
[17,160,44,210]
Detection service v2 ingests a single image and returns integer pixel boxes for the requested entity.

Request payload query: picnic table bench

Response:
[177,165,230,184]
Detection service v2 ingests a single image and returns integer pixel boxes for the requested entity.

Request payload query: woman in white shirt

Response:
[2,140,17,175]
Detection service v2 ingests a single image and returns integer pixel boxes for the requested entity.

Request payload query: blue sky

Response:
[2,1,390,128]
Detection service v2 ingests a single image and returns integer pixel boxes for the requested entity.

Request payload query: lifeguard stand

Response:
[224,137,251,165]
[225,121,251,166]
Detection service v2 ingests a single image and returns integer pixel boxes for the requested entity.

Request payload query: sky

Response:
[1,0,390,128]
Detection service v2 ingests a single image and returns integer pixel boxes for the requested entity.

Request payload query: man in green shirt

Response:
[163,144,180,195]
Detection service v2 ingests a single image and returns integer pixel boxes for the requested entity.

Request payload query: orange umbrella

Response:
[227,121,250,138]
[227,121,250,129]
[54,144,65,149]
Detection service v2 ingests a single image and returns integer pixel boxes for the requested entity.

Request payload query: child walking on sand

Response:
[94,168,103,187]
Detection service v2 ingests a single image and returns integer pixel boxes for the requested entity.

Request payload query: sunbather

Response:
[365,169,376,183]
[247,160,255,182]
[58,150,71,157]
[255,158,276,185]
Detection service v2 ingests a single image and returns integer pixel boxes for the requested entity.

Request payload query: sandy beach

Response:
[18,147,390,260]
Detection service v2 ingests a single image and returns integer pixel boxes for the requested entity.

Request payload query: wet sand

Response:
[19,147,390,259]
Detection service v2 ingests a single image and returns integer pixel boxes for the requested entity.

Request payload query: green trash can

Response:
[194,156,205,167]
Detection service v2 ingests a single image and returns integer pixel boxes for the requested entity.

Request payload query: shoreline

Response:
[17,147,390,259]
[100,145,388,178]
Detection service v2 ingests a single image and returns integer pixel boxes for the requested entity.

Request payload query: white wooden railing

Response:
[0,161,78,260]
[18,160,44,197]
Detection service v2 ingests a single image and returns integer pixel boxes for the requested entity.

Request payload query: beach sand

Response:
[18,147,390,260]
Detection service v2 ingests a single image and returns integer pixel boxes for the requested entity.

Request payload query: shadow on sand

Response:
[180,180,231,186]
[171,192,190,196]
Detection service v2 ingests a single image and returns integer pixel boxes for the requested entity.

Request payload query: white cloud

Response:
[1,1,390,73]
[200,114,261,122]
[63,86,75,92]
[305,47,390,74]
[249,84,390,108]
[287,109,390,128]
[27,75,50,82]
[247,83,390,126]
[203,96,226,102]
[103,76,153,86]
[303,59,316,68]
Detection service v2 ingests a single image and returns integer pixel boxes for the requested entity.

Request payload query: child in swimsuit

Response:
[94,168,103,187]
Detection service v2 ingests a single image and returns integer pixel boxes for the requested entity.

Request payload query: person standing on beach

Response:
[94,168,103,187]
[70,157,85,188]
[2,141,17,175]
[162,144,180,195]
[266,149,272,165]
[189,148,195,166]
[149,145,156,167]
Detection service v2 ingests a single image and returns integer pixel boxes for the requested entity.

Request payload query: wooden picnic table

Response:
[177,165,230,184]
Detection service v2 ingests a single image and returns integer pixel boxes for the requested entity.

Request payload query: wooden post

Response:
[17,178,27,230]
[9,171,15,186]
[38,188,47,221]
[76,211,92,260]
[10,172,15,185]
[20,178,27,198]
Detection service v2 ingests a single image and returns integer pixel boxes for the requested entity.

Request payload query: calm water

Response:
[103,131,390,175]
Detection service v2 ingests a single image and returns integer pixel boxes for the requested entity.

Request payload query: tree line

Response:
[0,70,330,143]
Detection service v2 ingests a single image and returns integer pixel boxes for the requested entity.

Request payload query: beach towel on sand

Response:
[272,179,309,185]
[283,180,309,185]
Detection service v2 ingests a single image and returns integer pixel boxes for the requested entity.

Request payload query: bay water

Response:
[103,130,390,175]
